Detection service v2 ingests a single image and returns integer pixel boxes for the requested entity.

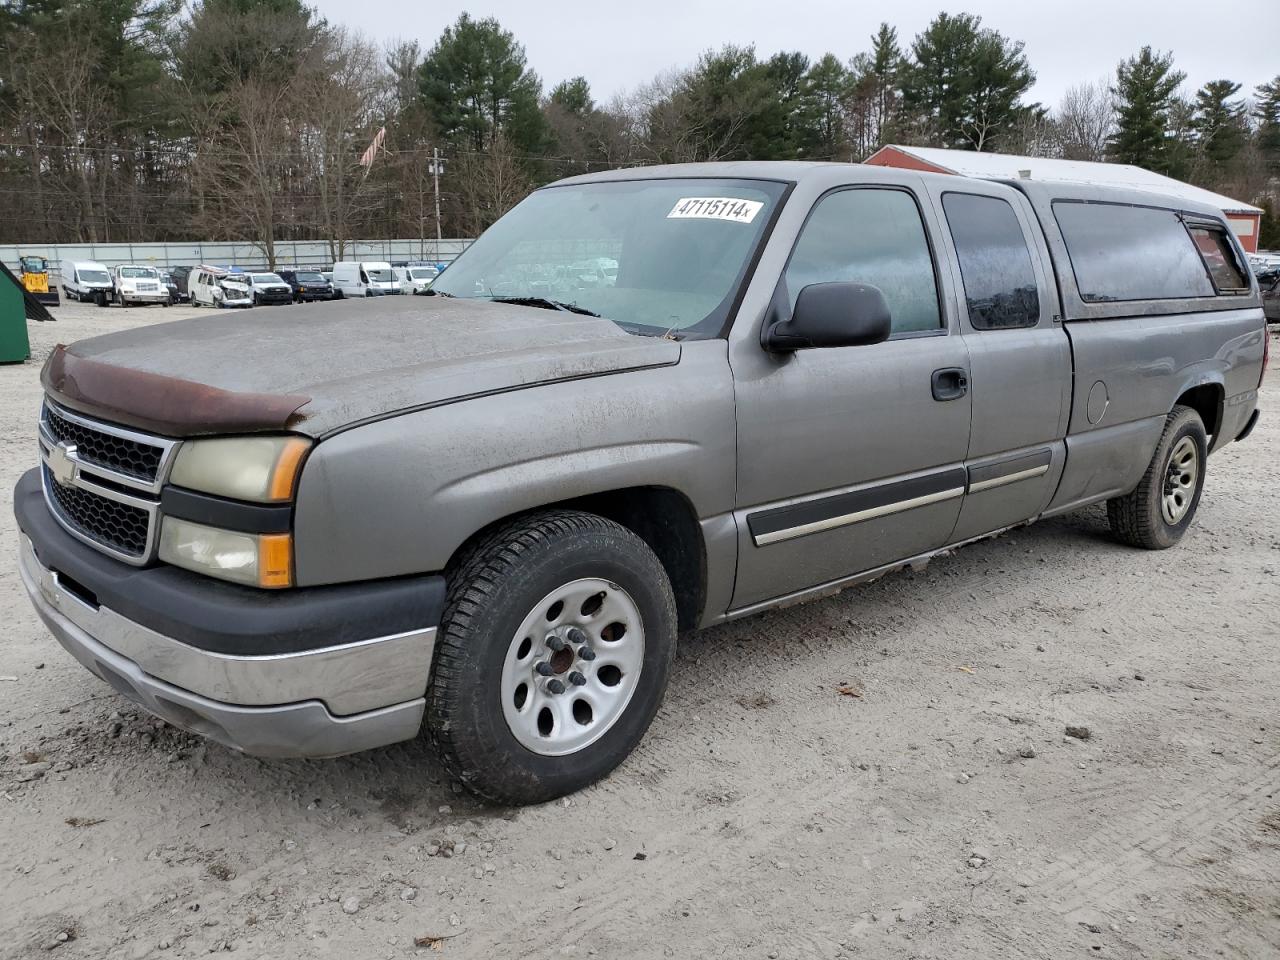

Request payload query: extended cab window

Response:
[784,188,942,334]
[1053,201,1214,302]
[941,193,1040,329]
[1188,225,1249,292]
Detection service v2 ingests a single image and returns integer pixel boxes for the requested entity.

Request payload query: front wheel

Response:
[1107,405,1208,549]
[427,510,677,805]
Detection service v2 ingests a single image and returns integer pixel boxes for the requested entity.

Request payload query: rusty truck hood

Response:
[43,296,682,438]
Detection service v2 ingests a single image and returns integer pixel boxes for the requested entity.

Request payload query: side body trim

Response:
[746,467,968,547]
[966,449,1053,493]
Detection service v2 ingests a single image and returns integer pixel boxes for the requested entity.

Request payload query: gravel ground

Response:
[2,303,1278,960]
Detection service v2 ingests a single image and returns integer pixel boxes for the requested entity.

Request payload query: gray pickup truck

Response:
[15,163,1267,804]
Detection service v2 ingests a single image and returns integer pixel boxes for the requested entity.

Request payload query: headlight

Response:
[159,518,292,588]
[170,436,310,502]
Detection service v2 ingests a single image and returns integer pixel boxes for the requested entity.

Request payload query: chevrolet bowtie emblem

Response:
[47,442,77,487]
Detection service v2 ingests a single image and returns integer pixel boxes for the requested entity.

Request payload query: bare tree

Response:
[451,133,531,235]
[1000,109,1059,157]
[302,30,387,262]
[1057,81,1115,161]
[630,68,750,164]
[6,19,109,241]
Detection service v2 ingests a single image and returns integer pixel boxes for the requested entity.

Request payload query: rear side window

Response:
[784,188,942,334]
[1053,201,1214,302]
[941,193,1040,329]
[1188,226,1249,292]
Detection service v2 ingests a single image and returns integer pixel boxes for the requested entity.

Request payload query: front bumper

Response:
[121,290,168,303]
[15,471,446,758]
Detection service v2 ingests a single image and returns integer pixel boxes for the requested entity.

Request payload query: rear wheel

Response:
[1107,405,1208,549]
[427,510,677,805]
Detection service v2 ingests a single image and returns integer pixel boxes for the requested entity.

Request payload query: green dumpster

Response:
[0,259,32,363]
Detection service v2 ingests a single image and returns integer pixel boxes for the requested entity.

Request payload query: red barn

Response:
[866,145,1264,253]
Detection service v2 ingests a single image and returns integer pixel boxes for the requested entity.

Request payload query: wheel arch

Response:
[1174,382,1224,449]
[447,485,708,632]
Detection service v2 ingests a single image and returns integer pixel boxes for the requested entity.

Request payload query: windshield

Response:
[365,267,393,282]
[119,266,157,279]
[432,179,785,337]
[78,269,110,284]
[296,272,324,282]
[251,273,284,284]
[409,269,434,280]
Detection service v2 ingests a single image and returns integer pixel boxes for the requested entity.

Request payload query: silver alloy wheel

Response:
[500,577,645,757]
[1162,435,1198,525]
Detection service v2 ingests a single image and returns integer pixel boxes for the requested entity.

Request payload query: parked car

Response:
[1260,268,1280,323]
[167,266,193,301]
[394,264,437,295]
[331,260,402,297]
[15,163,1267,807]
[188,264,252,308]
[277,269,334,302]
[60,260,114,302]
[241,271,294,306]
[99,264,169,307]
[159,269,181,304]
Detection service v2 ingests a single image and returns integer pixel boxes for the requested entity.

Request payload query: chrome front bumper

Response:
[18,535,433,758]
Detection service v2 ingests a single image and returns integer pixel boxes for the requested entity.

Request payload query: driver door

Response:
[730,183,971,610]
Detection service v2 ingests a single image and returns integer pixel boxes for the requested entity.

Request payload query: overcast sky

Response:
[314,0,1276,110]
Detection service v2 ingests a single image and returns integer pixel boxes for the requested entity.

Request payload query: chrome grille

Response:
[38,400,180,565]
[44,466,151,558]
[44,404,164,482]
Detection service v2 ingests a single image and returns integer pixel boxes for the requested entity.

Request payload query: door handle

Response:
[931,367,969,401]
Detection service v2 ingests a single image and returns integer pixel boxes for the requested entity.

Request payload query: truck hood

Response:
[42,296,682,438]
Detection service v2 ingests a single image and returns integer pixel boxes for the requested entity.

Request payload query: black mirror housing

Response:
[765,281,893,351]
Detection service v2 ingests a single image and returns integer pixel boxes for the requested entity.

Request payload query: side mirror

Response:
[764,281,893,352]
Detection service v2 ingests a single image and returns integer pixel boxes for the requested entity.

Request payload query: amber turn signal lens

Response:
[268,437,311,501]
[258,534,293,589]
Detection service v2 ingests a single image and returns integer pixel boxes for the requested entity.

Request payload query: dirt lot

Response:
[2,302,1278,960]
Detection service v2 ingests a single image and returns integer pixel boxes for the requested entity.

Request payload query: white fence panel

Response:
[2,239,472,280]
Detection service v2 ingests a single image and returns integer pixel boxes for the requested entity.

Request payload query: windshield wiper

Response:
[490,296,600,317]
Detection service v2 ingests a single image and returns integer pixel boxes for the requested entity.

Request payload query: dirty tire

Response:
[1107,405,1208,549]
[427,510,677,805]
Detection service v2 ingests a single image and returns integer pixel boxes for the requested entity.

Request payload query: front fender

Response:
[292,341,736,586]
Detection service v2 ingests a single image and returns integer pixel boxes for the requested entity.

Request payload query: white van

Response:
[394,264,438,295]
[61,261,114,302]
[332,261,402,298]
[188,265,252,309]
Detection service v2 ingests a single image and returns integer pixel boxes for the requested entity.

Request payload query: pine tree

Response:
[1109,46,1185,173]
[796,54,851,159]
[866,23,903,146]
[417,13,549,160]
[900,12,1034,151]
[1255,75,1280,177]
[1192,79,1247,171]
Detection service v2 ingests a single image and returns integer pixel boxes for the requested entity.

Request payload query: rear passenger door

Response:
[925,183,1071,541]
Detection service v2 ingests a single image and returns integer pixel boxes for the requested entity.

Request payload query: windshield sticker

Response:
[667,197,764,224]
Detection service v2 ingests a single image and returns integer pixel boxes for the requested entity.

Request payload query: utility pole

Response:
[429,147,443,264]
